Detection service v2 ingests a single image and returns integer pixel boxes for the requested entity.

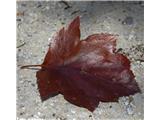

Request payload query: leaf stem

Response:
[20,64,42,69]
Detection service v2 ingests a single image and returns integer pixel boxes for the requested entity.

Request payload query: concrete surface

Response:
[17,1,144,120]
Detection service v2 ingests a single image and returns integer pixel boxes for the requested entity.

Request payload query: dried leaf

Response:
[21,16,140,112]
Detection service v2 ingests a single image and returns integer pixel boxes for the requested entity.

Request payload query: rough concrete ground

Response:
[17,1,144,120]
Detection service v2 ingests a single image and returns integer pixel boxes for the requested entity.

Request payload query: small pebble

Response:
[126,105,134,115]
[71,110,76,114]
[31,83,35,87]
[34,115,39,118]
[137,60,140,64]
[19,80,24,84]
[122,16,134,25]
[122,10,126,13]
[20,112,24,115]
[17,18,21,21]
[124,100,129,106]
[46,6,50,10]
[37,3,42,8]
[37,112,41,115]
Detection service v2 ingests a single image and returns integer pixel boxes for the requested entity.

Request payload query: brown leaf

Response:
[21,16,140,112]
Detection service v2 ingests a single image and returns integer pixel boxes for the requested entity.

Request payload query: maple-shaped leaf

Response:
[21,16,140,112]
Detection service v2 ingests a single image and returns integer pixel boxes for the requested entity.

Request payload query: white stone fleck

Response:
[71,110,76,114]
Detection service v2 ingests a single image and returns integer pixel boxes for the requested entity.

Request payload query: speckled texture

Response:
[17,1,144,120]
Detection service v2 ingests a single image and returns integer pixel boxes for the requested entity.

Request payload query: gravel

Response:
[17,1,144,120]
